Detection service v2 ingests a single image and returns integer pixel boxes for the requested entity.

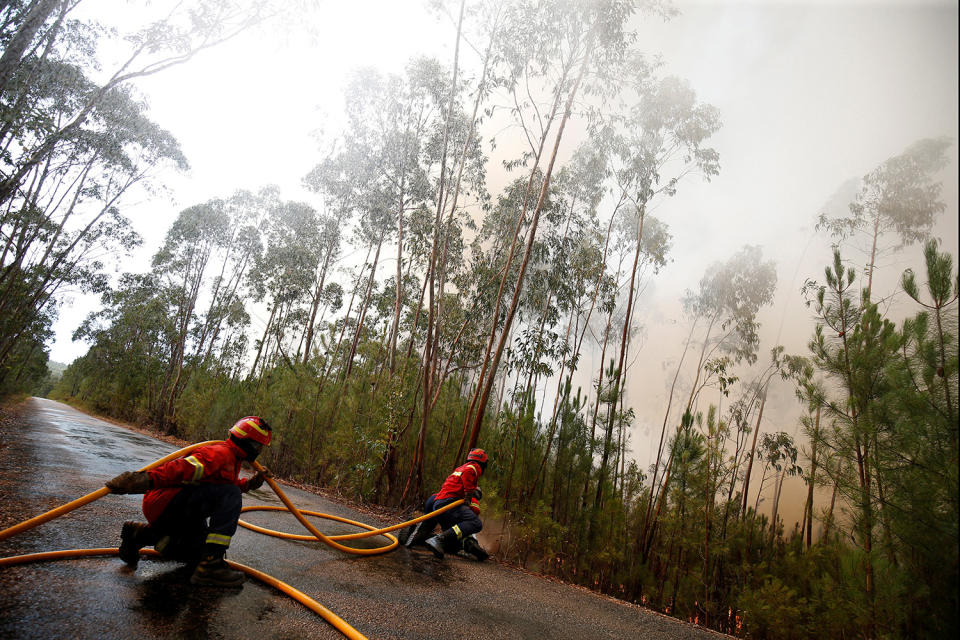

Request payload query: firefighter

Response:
[105,416,272,587]
[405,448,489,561]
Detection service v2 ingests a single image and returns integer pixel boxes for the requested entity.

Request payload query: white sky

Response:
[50,0,959,517]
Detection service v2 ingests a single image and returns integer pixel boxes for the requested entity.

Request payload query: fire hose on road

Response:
[0,440,466,640]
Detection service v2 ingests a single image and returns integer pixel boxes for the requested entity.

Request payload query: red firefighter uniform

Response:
[434,460,482,514]
[143,439,256,523]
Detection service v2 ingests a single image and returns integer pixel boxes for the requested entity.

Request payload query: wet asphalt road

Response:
[0,398,729,640]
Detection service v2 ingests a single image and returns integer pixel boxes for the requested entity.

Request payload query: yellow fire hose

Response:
[0,440,466,640]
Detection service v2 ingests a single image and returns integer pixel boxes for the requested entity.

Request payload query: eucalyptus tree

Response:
[682,246,777,405]
[418,0,466,487]
[751,431,801,541]
[0,1,71,100]
[457,0,581,455]
[522,147,609,502]
[736,348,793,521]
[50,188,267,418]
[427,0,500,388]
[0,0,291,388]
[643,245,776,559]
[503,168,573,414]
[191,187,275,371]
[0,0,283,207]
[0,78,186,385]
[498,223,569,506]
[714,381,763,529]
[463,0,680,457]
[300,211,343,365]
[316,46,492,499]
[817,136,951,296]
[151,200,233,427]
[587,208,670,535]
[246,200,322,378]
[306,59,450,381]
[584,73,721,544]
[68,271,171,418]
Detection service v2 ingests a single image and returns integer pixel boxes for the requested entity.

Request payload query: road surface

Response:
[0,398,728,639]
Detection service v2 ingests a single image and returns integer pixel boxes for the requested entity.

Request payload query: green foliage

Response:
[738,577,812,640]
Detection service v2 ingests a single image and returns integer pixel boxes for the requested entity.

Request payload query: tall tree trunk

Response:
[387,176,407,373]
[303,243,335,365]
[345,231,385,379]
[454,33,577,462]
[404,0,466,503]
[433,9,500,364]
[823,471,840,541]
[0,0,65,98]
[161,245,210,429]
[702,435,716,627]
[865,208,881,297]
[804,404,821,549]
[642,443,674,561]
[770,466,787,542]
[739,386,769,518]
[579,311,612,543]
[527,307,577,501]
[248,303,277,381]
[592,208,645,538]
[642,319,697,547]
[466,32,597,452]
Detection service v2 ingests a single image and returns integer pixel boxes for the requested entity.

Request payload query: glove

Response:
[466,487,482,501]
[246,470,269,491]
[106,471,151,494]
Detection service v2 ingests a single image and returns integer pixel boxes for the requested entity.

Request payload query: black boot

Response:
[190,546,244,587]
[424,528,460,559]
[404,521,434,548]
[119,521,156,568]
[462,535,489,561]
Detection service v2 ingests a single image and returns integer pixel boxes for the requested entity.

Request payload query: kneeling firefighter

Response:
[105,416,272,586]
[404,448,489,561]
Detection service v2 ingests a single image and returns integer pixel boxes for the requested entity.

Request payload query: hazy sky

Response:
[51,0,959,516]
[606,0,957,520]
[623,0,958,439]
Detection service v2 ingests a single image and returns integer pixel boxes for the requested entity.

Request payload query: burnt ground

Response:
[0,397,730,640]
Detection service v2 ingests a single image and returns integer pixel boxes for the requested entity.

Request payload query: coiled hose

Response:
[0,440,465,640]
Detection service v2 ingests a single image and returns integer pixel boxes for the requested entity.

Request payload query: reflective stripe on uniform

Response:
[452,471,462,477]
[185,456,204,483]
[205,533,232,546]
[452,525,462,539]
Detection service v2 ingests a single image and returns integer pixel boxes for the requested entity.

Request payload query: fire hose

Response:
[0,440,466,640]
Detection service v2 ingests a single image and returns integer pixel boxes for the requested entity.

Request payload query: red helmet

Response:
[467,448,488,465]
[229,416,272,446]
